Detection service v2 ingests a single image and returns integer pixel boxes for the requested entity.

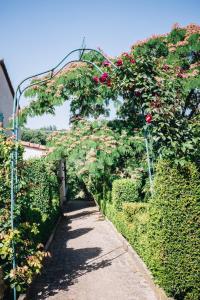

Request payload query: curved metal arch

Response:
[10,47,116,300]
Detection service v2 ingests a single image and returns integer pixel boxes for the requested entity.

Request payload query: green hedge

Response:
[22,159,60,243]
[112,178,142,210]
[105,160,200,300]
[147,160,200,300]
[0,133,60,294]
[105,202,149,260]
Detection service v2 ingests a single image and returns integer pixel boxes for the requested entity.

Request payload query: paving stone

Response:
[28,201,159,300]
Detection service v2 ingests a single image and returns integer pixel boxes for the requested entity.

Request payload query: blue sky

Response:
[0,0,200,129]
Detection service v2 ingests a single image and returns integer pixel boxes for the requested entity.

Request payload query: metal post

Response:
[144,134,153,194]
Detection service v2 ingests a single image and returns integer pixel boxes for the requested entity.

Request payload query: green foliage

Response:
[147,160,200,299]
[22,23,200,164]
[167,27,186,44]
[112,178,142,210]
[22,159,60,243]
[0,133,60,293]
[134,37,168,58]
[48,119,146,203]
[102,159,200,299]
[105,202,149,263]
[122,202,148,222]
[21,127,57,145]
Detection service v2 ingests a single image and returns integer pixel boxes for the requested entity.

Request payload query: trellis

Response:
[10,48,153,299]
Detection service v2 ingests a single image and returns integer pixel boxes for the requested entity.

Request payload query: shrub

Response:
[22,159,60,243]
[105,202,149,261]
[0,133,60,294]
[147,160,200,300]
[112,178,141,210]
[123,202,149,223]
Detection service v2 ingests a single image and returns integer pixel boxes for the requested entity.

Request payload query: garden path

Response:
[28,201,160,300]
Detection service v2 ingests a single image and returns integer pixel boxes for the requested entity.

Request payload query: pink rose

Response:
[122,52,131,57]
[102,61,110,67]
[130,59,136,64]
[115,59,123,66]
[99,72,109,83]
[93,76,99,84]
[145,114,152,123]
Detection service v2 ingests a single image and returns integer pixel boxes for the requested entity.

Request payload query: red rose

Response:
[145,114,152,123]
[102,61,110,67]
[93,76,99,84]
[115,59,123,66]
[130,59,136,64]
[99,72,109,83]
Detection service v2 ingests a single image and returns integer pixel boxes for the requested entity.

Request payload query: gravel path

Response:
[28,201,159,300]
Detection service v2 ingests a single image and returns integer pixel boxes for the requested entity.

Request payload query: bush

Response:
[123,202,149,223]
[22,159,60,243]
[147,160,200,300]
[105,201,149,262]
[0,133,60,294]
[112,178,141,210]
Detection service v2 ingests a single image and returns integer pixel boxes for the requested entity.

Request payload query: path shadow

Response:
[27,201,115,299]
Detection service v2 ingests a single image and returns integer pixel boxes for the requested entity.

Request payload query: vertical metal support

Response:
[10,150,16,300]
[144,135,153,195]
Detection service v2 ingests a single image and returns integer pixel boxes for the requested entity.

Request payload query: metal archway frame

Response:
[10,47,153,300]
[10,48,116,300]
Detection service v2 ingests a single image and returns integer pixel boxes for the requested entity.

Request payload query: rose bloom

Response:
[145,114,152,123]
[93,76,99,84]
[99,72,109,83]
[122,52,131,57]
[130,59,136,64]
[115,59,123,66]
[102,61,110,67]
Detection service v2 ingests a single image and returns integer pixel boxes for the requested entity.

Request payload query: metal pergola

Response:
[10,47,153,299]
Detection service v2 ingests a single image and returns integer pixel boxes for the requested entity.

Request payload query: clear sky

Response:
[0,0,199,129]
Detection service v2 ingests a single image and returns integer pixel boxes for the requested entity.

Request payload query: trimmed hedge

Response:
[104,160,200,300]
[112,178,141,210]
[147,160,200,300]
[105,202,149,260]
[22,159,60,243]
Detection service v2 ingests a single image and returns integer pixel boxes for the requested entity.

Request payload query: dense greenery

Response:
[112,178,142,209]
[21,126,57,145]
[22,23,200,163]
[0,133,60,295]
[47,119,147,203]
[104,160,200,300]
[147,160,200,300]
